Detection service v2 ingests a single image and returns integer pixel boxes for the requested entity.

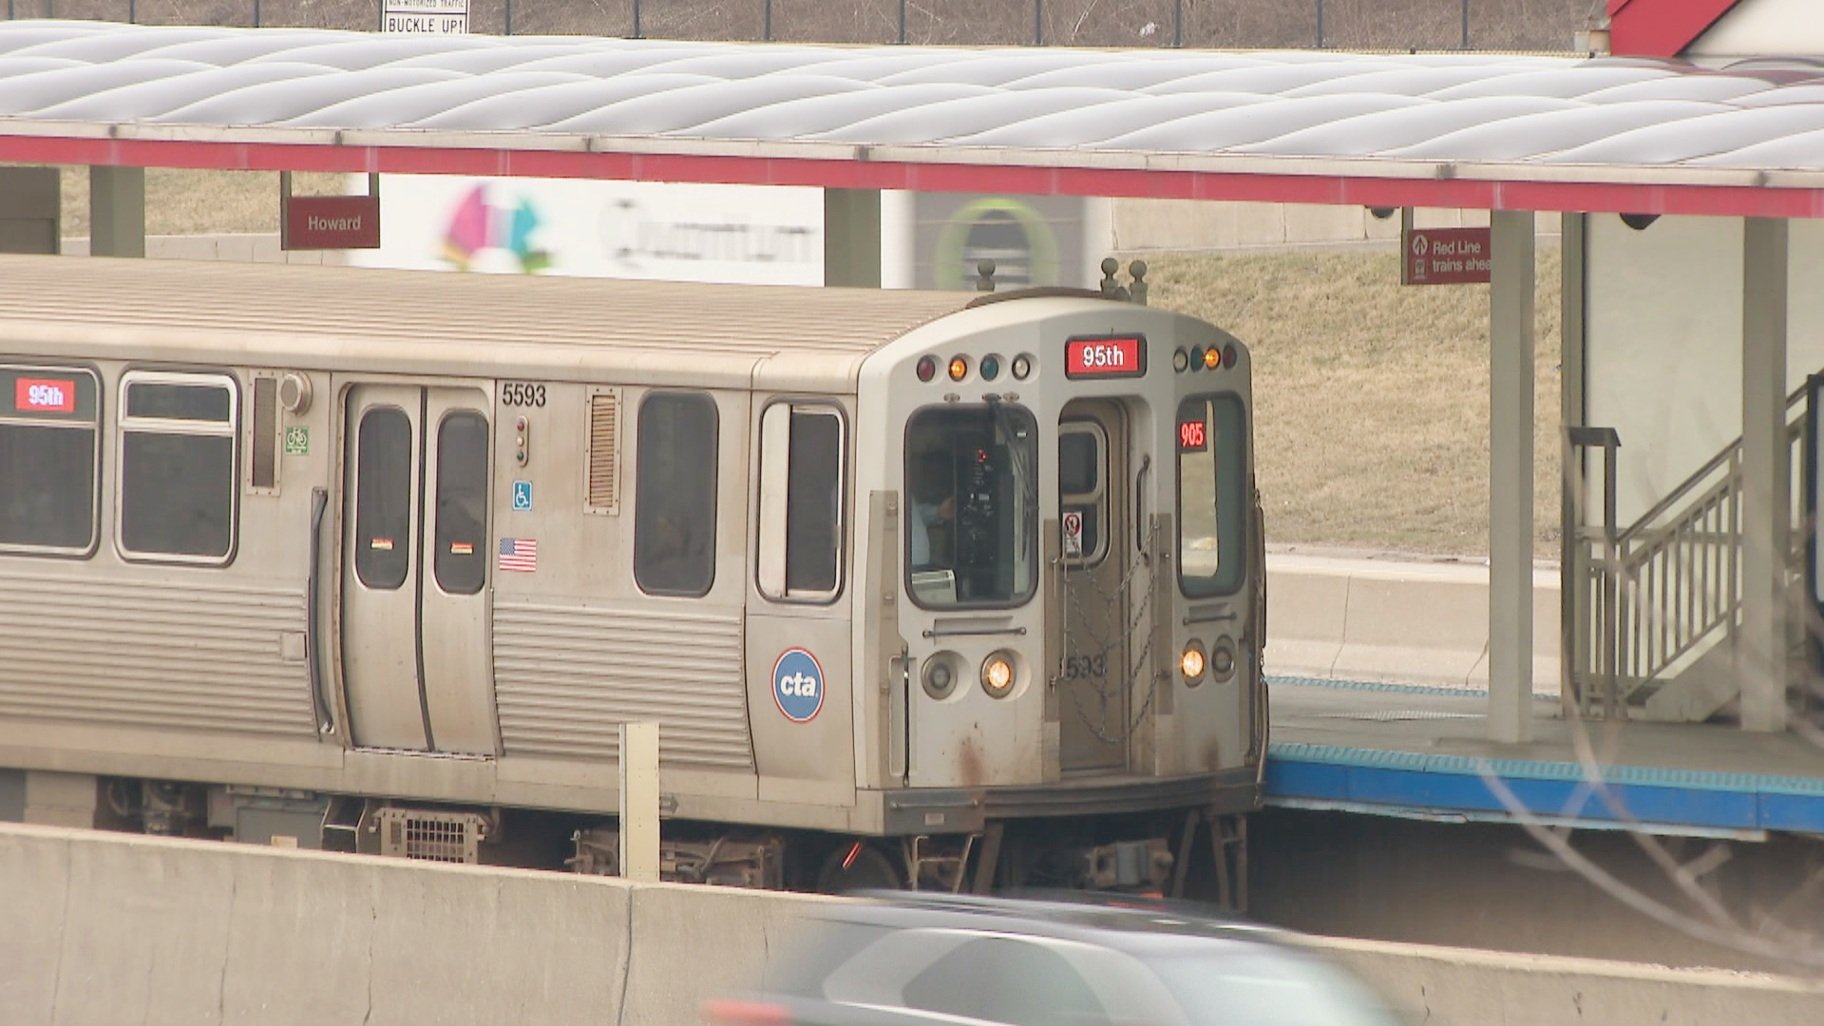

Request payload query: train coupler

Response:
[1080,837,1174,892]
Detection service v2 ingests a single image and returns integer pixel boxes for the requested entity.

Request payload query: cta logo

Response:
[771,647,824,723]
[16,378,75,414]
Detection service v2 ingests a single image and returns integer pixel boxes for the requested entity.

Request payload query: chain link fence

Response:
[5,0,1602,52]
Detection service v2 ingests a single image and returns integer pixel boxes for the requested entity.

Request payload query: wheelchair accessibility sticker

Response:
[772,647,824,723]
[512,480,533,512]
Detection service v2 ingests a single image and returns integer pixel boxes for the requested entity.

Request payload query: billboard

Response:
[348,175,1111,292]
[347,176,826,286]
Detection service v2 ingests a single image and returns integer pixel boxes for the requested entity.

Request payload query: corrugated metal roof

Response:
[0,253,969,387]
[4,21,1824,215]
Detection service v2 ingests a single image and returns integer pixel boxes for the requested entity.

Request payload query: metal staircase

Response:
[1567,385,1808,720]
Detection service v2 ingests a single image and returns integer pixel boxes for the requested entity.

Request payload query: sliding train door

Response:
[1057,400,1132,773]
[339,383,497,754]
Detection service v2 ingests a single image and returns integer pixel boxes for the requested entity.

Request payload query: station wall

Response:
[1583,214,1824,525]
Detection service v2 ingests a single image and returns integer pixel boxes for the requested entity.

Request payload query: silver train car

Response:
[0,253,1263,894]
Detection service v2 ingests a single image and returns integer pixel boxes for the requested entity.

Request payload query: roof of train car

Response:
[0,254,974,389]
[3,22,1824,217]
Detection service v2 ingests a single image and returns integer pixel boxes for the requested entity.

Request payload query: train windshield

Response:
[905,403,1039,608]
[1177,394,1248,597]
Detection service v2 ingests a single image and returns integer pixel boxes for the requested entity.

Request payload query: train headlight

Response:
[1180,641,1207,685]
[1210,637,1238,682]
[923,657,957,699]
[948,356,970,381]
[1172,348,1190,372]
[1011,354,1033,380]
[917,356,938,382]
[981,651,1016,698]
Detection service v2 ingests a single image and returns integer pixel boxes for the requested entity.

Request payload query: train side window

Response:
[635,391,718,597]
[354,407,412,590]
[0,366,101,556]
[248,374,279,493]
[1058,421,1107,566]
[433,411,488,596]
[118,371,238,564]
[1176,394,1248,598]
[757,402,843,602]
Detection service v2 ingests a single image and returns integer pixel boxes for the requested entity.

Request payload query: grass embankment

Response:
[55,168,1564,561]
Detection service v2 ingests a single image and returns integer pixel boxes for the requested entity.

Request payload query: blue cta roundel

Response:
[772,647,824,723]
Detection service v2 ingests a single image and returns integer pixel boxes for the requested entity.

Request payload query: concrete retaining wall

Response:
[1265,550,1562,693]
[3,823,1819,1026]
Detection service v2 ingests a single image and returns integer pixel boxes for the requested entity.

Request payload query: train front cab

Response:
[851,294,1265,895]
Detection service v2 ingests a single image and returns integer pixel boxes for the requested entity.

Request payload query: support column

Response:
[1489,210,1536,744]
[823,188,881,288]
[1559,212,1587,713]
[0,166,60,254]
[1740,217,1790,733]
[89,165,146,258]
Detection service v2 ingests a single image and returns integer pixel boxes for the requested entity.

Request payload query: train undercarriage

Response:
[91,776,1252,908]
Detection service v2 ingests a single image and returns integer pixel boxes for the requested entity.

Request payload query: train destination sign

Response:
[1065,335,1146,379]
[1402,227,1492,285]
[3,367,96,420]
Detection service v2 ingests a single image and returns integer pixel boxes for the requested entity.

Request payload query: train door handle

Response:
[1135,454,1152,556]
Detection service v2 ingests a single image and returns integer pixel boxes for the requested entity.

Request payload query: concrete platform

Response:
[1266,677,1824,836]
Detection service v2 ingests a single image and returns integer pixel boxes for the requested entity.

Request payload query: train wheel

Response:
[815,840,903,894]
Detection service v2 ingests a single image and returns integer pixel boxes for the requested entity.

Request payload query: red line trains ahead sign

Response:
[1402,226,1491,285]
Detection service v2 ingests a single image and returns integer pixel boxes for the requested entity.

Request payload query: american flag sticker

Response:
[498,537,538,573]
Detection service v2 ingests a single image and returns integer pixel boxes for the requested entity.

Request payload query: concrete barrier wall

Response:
[1265,550,1562,693]
[4,823,1820,1026]
[1314,935,1824,1026]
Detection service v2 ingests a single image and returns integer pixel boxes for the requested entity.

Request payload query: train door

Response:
[1057,400,1131,773]
[339,383,496,754]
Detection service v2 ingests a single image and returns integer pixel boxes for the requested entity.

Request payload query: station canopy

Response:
[3,20,1824,217]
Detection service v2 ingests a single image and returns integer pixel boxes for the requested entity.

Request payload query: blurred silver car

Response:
[704,892,1401,1026]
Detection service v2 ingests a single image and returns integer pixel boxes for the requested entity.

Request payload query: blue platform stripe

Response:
[1267,674,1559,702]
[1265,741,1824,833]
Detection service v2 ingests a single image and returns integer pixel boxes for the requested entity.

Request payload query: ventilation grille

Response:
[586,388,621,516]
[374,808,489,864]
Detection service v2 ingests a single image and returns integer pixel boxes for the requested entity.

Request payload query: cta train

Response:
[0,253,1263,896]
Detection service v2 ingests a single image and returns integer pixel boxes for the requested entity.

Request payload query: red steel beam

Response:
[5,133,1822,220]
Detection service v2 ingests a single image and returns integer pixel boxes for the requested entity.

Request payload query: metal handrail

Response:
[1573,386,1808,715]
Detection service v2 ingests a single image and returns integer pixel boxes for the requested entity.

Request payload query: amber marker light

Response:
[982,652,1015,698]
[1181,641,1207,684]
[1202,346,1222,370]
[948,355,970,381]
